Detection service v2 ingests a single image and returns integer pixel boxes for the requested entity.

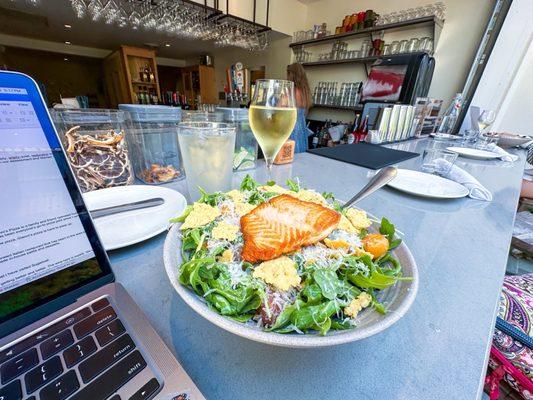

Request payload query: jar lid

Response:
[216,107,249,122]
[50,108,126,124]
[118,104,181,122]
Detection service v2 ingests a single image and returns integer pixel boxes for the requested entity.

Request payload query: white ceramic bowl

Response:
[163,220,419,348]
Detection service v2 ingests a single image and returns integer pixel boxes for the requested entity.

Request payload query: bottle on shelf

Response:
[356,114,369,143]
[149,68,155,83]
[347,114,359,144]
[139,67,145,82]
[143,66,150,83]
[311,127,320,148]
[437,93,463,134]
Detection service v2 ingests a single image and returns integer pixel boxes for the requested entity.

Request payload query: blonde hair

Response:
[287,63,311,110]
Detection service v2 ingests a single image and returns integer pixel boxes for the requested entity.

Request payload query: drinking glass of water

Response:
[178,122,236,201]
[249,79,297,174]
[421,148,458,176]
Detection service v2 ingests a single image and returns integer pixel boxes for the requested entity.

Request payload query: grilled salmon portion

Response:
[241,194,341,263]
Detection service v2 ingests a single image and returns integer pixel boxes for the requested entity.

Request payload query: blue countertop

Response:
[109,139,525,400]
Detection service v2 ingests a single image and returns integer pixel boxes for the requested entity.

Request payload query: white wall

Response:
[468,0,533,136]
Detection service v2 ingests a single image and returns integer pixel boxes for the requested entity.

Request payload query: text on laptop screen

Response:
[0,87,102,321]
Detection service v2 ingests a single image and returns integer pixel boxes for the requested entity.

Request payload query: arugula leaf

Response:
[170,205,193,223]
[266,180,276,186]
[290,301,338,333]
[198,187,227,206]
[240,174,259,191]
[322,191,335,200]
[349,270,397,290]
[285,178,300,192]
[301,283,323,305]
[313,269,342,300]
[379,218,395,241]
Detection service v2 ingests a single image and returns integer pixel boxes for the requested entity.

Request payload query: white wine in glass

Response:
[249,80,297,172]
[477,110,496,133]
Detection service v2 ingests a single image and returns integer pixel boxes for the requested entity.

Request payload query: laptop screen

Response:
[0,77,110,326]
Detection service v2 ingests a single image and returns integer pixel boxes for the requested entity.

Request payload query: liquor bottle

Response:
[149,68,155,83]
[143,67,150,83]
[437,93,463,134]
[356,114,369,143]
[347,115,359,144]
[311,128,319,148]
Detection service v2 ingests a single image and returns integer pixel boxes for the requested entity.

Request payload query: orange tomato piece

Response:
[362,234,389,258]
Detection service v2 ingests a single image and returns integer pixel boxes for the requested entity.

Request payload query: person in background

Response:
[287,63,313,153]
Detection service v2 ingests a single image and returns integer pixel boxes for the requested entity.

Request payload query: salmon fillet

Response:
[240,194,341,263]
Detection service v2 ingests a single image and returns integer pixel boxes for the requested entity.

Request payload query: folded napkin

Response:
[435,159,493,201]
[487,144,519,162]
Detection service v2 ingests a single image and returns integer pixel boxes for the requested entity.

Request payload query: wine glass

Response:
[249,80,297,174]
[478,110,496,133]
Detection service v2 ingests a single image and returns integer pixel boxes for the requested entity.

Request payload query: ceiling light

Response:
[65,41,71,45]
[165,43,171,47]
[64,24,72,29]
[64,57,69,61]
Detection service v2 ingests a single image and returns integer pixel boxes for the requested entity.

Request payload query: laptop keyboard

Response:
[0,298,160,400]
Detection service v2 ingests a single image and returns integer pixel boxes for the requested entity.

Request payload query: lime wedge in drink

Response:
[233,147,253,169]
[238,160,255,170]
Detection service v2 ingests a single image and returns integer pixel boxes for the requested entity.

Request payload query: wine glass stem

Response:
[265,159,273,180]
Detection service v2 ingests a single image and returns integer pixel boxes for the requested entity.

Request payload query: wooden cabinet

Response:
[103,45,160,108]
[181,65,217,105]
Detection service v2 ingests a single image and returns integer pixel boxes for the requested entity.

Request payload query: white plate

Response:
[84,185,186,251]
[163,211,418,348]
[388,169,469,199]
[429,133,459,140]
[446,146,500,160]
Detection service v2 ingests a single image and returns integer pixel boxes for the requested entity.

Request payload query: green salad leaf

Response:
[285,178,300,192]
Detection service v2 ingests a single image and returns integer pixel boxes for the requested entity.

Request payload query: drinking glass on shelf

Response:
[360,40,372,57]
[382,44,391,55]
[398,39,409,54]
[478,110,496,133]
[249,80,297,174]
[407,37,420,52]
[404,9,415,21]
[390,40,400,54]
[388,11,399,23]
[421,148,458,176]
[178,122,236,201]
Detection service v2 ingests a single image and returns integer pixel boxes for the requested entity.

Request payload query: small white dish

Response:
[84,185,186,251]
[388,169,469,199]
[446,146,500,160]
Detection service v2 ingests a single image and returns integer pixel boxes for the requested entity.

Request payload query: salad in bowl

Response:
[165,175,415,341]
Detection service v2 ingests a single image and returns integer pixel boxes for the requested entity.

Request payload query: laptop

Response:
[0,71,204,400]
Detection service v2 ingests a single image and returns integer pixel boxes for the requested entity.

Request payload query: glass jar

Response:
[119,104,183,185]
[51,108,134,192]
[217,107,258,171]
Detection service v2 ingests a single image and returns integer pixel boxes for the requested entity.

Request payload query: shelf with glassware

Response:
[103,45,161,108]
[290,16,443,49]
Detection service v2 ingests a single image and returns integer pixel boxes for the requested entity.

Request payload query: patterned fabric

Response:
[488,273,533,399]
[289,108,313,154]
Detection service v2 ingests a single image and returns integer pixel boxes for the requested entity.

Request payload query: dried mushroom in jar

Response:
[64,125,134,192]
